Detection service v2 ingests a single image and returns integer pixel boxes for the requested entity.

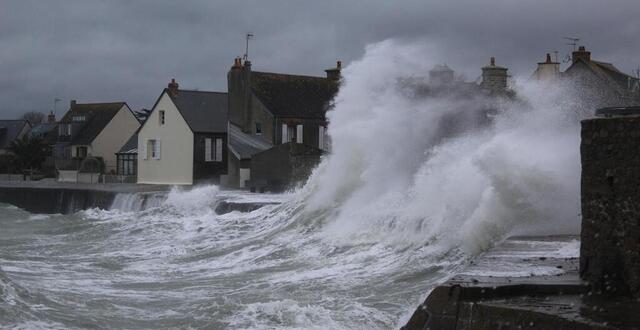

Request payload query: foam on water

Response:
[0,40,587,329]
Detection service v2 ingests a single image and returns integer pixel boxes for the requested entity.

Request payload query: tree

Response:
[8,135,48,171]
[21,111,45,126]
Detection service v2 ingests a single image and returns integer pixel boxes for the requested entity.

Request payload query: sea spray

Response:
[0,39,587,329]
[302,39,582,253]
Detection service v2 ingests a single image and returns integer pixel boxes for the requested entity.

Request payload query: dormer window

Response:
[159,111,165,125]
[72,115,86,122]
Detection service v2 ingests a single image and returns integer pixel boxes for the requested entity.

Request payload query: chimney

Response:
[232,57,242,69]
[70,99,77,108]
[481,57,508,93]
[533,53,560,81]
[572,46,591,63]
[168,78,179,97]
[47,111,56,124]
[325,60,342,81]
[243,59,252,72]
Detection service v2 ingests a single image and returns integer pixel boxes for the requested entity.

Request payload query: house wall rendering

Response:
[137,92,194,185]
[90,104,139,173]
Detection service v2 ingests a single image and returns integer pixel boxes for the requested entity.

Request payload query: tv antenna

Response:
[564,37,580,51]
[53,97,61,116]
[243,33,254,61]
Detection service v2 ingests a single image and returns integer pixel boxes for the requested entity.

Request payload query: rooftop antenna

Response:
[564,37,580,51]
[243,33,254,61]
[53,97,61,116]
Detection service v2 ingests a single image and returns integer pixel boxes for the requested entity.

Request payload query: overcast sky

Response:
[1,0,639,118]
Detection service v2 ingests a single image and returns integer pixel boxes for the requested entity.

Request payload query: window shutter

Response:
[142,139,148,160]
[319,126,325,150]
[154,139,161,160]
[205,138,212,162]
[296,125,303,144]
[281,124,288,144]
[215,138,223,162]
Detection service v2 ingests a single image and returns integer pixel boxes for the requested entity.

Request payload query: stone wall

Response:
[580,116,640,297]
[0,186,116,214]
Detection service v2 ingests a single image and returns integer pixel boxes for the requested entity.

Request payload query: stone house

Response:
[534,46,640,107]
[225,58,339,190]
[137,79,228,185]
[53,101,139,180]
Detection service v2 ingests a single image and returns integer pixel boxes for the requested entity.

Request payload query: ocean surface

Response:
[1,40,587,329]
[0,187,468,329]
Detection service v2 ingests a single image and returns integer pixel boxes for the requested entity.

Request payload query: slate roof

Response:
[0,120,30,149]
[60,102,127,145]
[168,90,228,133]
[250,72,338,119]
[566,59,640,94]
[117,131,138,154]
[228,123,271,160]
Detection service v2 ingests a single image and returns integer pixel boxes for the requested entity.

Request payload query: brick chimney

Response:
[168,78,179,97]
[231,57,242,70]
[325,60,342,80]
[70,99,77,108]
[572,46,591,63]
[47,111,56,124]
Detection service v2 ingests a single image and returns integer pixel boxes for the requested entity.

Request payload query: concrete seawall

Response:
[0,182,278,214]
[0,182,169,214]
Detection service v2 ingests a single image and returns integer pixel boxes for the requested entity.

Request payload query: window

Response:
[205,138,223,162]
[255,122,262,135]
[117,154,137,175]
[58,124,71,136]
[159,111,165,125]
[72,115,85,122]
[215,138,223,162]
[205,138,212,162]
[145,139,161,160]
[77,146,88,158]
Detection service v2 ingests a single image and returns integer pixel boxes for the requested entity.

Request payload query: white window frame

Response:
[148,139,161,160]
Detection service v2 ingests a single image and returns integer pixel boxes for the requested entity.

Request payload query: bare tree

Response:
[21,111,46,126]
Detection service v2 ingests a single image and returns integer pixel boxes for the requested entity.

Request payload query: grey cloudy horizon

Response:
[1,0,639,118]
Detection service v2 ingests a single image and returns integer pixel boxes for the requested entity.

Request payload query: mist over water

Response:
[0,40,584,329]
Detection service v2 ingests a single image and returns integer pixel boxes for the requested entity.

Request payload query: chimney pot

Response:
[546,53,552,63]
[490,57,496,66]
[168,78,179,96]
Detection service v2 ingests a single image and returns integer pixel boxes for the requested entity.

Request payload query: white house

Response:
[137,79,228,185]
[54,101,140,180]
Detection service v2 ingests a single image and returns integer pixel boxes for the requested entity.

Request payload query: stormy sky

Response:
[1,0,639,118]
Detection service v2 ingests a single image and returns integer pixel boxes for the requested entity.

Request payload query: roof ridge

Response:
[175,89,227,94]
[252,71,327,80]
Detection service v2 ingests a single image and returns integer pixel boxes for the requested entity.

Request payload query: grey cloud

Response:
[1,0,639,118]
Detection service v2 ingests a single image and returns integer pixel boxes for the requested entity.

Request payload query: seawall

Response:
[0,182,169,214]
[0,181,279,214]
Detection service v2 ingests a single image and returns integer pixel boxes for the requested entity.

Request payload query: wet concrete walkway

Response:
[403,236,640,329]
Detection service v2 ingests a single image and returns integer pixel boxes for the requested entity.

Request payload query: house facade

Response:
[536,46,640,107]
[53,101,140,178]
[226,58,339,190]
[137,79,228,185]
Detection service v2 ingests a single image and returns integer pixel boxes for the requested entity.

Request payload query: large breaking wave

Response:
[0,40,584,329]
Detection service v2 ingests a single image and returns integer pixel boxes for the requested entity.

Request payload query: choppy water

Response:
[0,187,465,329]
[1,40,588,329]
